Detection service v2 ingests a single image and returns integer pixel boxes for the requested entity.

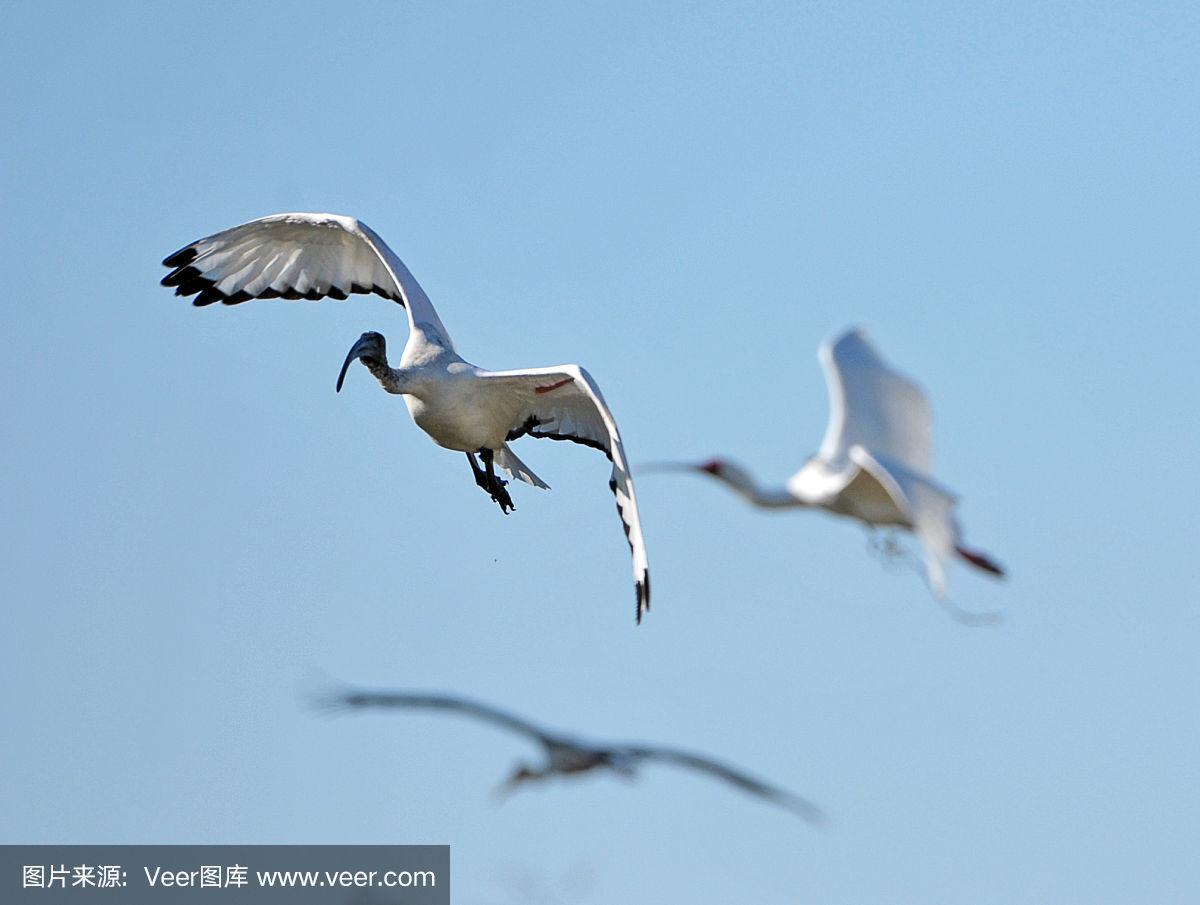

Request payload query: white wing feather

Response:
[480,366,651,622]
[161,212,455,346]
[817,328,933,473]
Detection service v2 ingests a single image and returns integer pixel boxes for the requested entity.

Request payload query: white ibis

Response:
[648,328,1004,625]
[161,213,649,622]
[314,686,825,824]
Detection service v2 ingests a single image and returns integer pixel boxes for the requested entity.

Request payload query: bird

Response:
[645,328,1004,625]
[311,685,826,825]
[160,213,649,622]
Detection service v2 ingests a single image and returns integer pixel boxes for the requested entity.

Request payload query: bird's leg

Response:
[467,451,511,511]
[466,452,490,491]
[479,448,515,514]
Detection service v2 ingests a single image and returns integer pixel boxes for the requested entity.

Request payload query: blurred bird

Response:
[312,686,825,825]
[161,213,649,622]
[645,328,1004,625]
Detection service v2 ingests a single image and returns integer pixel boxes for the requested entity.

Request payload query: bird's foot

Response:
[471,449,515,514]
[489,478,515,514]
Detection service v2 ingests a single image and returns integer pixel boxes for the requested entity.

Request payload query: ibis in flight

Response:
[647,328,1004,624]
[161,213,649,622]
[314,685,825,824]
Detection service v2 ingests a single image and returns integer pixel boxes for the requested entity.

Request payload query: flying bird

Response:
[313,686,825,825]
[160,213,649,621]
[647,328,1004,624]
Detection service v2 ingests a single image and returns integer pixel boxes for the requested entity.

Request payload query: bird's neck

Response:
[361,322,458,395]
[362,356,409,395]
[719,472,798,509]
[746,485,801,509]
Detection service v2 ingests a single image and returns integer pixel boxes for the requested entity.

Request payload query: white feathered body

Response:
[395,353,507,453]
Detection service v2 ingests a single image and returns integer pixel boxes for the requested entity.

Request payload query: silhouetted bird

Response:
[313,686,824,825]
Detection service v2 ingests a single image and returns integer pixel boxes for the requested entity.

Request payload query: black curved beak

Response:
[335,346,358,393]
[336,333,382,393]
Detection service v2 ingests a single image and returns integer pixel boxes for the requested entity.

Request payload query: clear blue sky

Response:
[3,2,1197,902]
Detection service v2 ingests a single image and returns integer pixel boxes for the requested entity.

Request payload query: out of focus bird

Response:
[646,328,1004,625]
[160,213,649,622]
[313,686,825,825]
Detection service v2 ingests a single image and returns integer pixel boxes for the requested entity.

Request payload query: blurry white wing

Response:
[817,329,932,472]
[785,457,857,507]
[481,366,650,623]
[850,446,959,598]
[787,456,905,524]
[161,212,455,346]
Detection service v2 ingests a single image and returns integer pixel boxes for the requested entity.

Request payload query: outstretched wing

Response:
[817,328,932,473]
[313,687,555,748]
[160,212,454,346]
[480,365,651,624]
[618,745,826,825]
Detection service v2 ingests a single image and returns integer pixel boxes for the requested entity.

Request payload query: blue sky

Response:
[2,2,1197,902]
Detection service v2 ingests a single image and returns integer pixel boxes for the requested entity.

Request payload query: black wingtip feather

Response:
[161,265,200,288]
[193,286,225,307]
[635,574,650,624]
[161,246,197,269]
[175,275,215,297]
[159,246,404,307]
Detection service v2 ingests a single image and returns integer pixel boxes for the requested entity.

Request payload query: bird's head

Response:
[691,457,759,494]
[336,331,388,392]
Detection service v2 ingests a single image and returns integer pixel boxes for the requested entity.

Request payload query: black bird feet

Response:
[489,479,515,515]
[467,450,516,515]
